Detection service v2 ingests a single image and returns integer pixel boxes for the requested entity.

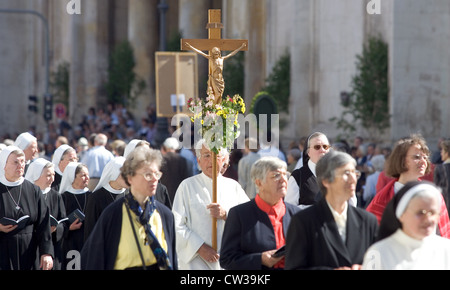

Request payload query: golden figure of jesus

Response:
[185,42,247,104]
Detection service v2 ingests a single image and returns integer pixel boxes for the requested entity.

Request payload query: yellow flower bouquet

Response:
[188,94,246,154]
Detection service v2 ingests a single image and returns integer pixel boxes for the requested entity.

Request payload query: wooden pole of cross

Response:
[181,9,248,251]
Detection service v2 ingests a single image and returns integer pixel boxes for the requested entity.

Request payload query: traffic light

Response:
[43,94,53,121]
[28,95,38,113]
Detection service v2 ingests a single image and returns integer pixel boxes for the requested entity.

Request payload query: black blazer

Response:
[220,199,300,270]
[285,198,378,270]
[80,196,177,270]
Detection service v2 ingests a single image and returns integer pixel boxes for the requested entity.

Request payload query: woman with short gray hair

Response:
[285,150,378,270]
[315,150,357,196]
[220,156,300,270]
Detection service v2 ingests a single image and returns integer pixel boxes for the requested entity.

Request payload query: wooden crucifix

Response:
[181,9,248,251]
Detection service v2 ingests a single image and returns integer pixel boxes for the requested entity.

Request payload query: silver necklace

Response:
[109,191,125,202]
[6,184,22,210]
[73,193,86,212]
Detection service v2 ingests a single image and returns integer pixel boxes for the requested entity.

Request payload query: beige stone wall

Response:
[68,0,110,126]
[127,0,157,121]
[389,0,450,146]
[0,0,44,136]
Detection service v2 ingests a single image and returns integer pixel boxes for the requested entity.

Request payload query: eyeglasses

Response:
[340,169,361,181]
[270,171,288,182]
[409,209,440,219]
[310,144,331,151]
[64,156,79,162]
[139,171,163,181]
[201,153,225,160]
[7,159,25,167]
[409,154,429,162]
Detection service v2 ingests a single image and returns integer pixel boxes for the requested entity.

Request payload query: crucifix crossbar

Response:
[181,9,248,54]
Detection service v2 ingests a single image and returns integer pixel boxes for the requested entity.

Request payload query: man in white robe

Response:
[172,141,249,270]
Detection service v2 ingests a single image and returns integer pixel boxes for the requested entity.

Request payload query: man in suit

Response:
[220,157,300,270]
[285,150,378,270]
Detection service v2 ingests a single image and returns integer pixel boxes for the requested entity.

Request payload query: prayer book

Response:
[272,245,286,258]
[50,215,69,227]
[68,209,85,223]
[0,215,30,230]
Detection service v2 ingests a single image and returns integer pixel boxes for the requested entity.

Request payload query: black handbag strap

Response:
[125,202,147,270]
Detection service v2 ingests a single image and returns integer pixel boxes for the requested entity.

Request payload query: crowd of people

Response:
[1,104,450,270]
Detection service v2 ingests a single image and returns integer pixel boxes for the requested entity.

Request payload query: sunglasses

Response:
[310,144,331,151]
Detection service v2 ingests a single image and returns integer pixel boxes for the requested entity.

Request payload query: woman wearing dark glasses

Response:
[286,132,332,209]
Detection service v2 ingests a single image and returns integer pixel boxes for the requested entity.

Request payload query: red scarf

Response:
[255,194,286,268]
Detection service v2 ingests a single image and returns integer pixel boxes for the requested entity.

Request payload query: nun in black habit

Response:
[59,162,91,269]
[0,146,53,270]
[25,158,67,270]
[84,156,127,240]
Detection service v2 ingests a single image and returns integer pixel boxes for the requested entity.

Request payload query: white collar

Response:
[0,176,24,187]
[200,172,223,182]
[394,181,404,194]
[67,187,89,194]
[326,200,348,219]
[308,159,317,176]
[104,183,125,194]
[394,229,427,248]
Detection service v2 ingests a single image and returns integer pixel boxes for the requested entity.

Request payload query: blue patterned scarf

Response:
[125,193,172,270]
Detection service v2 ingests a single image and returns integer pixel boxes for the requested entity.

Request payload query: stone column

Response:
[0,0,32,134]
[127,0,157,120]
[178,0,208,41]
[49,0,73,63]
[179,0,209,96]
[289,0,315,136]
[243,0,266,105]
[69,0,110,126]
[389,0,450,145]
